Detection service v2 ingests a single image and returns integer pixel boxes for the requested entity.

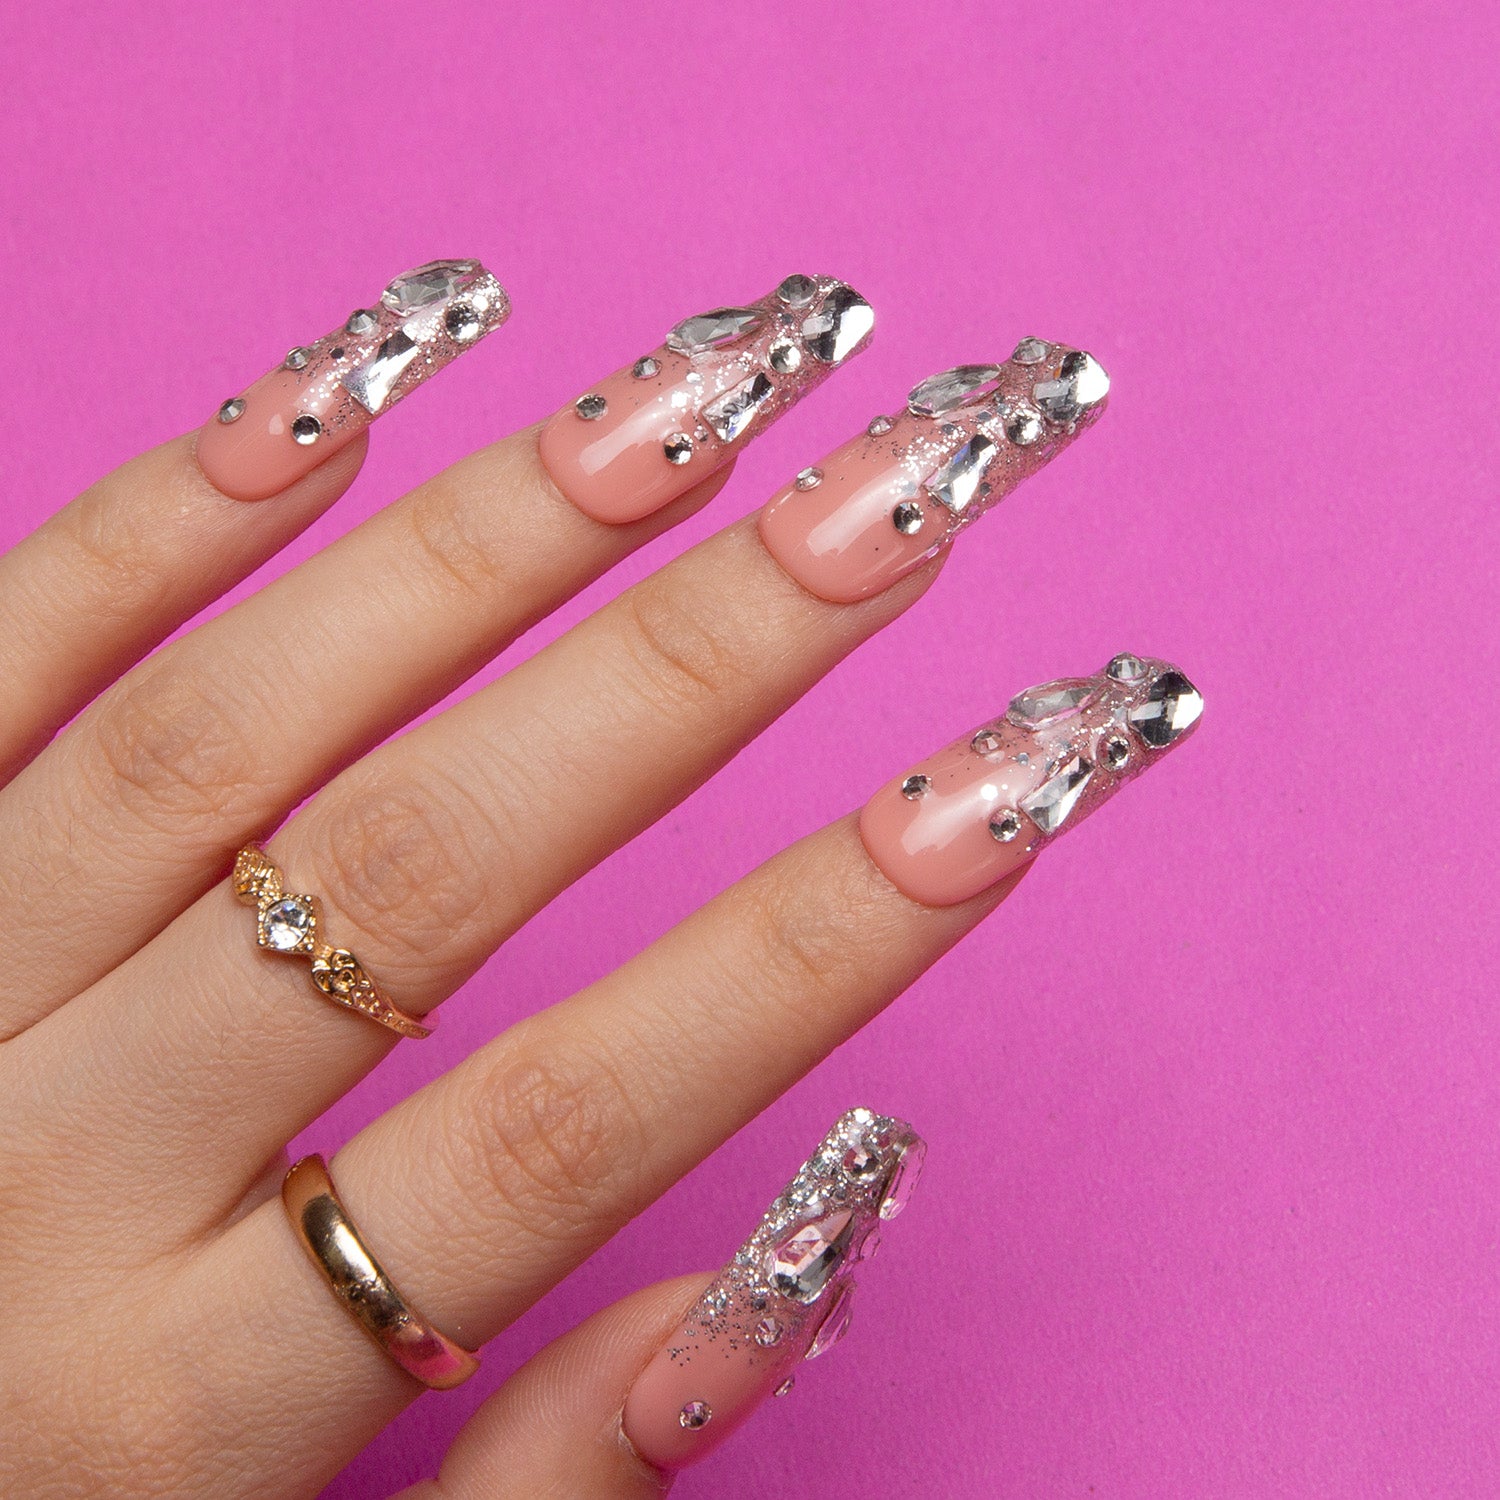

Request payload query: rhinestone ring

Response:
[283,1155,478,1389]
[232,845,431,1040]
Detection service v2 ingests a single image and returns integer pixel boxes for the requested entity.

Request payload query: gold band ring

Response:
[282,1154,480,1390]
[232,845,431,1040]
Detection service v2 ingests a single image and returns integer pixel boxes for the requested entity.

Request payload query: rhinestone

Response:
[631,355,660,379]
[768,338,802,373]
[769,1210,855,1303]
[989,809,1022,842]
[795,467,823,490]
[1033,349,1110,424]
[801,284,874,364]
[574,393,608,421]
[1106,652,1149,682]
[290,414,322,445]
[924,432,998,516]
[774,1378,796,1397]
[892,501,925,535]
[907,364,1003,417]
[262,896,314,951]
[971,727,1004,757]
[284,347,310,371]
[381,259,478,314]
[1126,669,1204,747]
[342,330,420,414]
[345,309,378,335]
[879,1139,926,1220]
[444,302,481,341]
[1020,754,1095,834]
[900,773,931,799]
[867,414,894,436]
[775,272,818,306]
[1012,336,1050,364]
[1104,734,1131,769]
[806,1283,856,1360]
[704,372,774,442]
[1006,678,1099,729]
[1003,403,1045,446]
[663,432,694,465]
[842,1143,881,1178]
[754,1316,785,1348]
[216,397,245,424]
[850,1108,875,1125]
[666,306,763,356]
[679,1400,712,1430]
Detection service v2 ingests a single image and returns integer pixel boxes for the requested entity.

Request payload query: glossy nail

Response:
[622,1108,924,1472]
[861,655,1204,907]
[198,260,510,501]
[538,274,873,525]
[760,340,1108,603]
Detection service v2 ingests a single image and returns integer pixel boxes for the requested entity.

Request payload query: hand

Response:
[0,260,1198,1496]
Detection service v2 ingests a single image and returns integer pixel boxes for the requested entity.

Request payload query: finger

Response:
[0,270,871,1032]
[42,338,1106,1220]
[171,656,1201,1477]
[395,1112,922,1496]
[0,257,510,783]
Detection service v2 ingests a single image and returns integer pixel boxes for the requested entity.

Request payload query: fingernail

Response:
[861,655,1204,906]
[197,260,510,501]
[622,1107,924,1472]
[759,339,1108,603]
[539,275,874,525]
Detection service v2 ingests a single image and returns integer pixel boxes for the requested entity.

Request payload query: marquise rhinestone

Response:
[1005,678,1099,728]
[1020,754,1095,833]
[1126,669,1204,747]
[666,306,763,356]
[800,284,874,365]
[381,259,478,314]
[907,364,1003,417]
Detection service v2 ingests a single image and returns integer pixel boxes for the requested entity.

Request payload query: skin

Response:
[0,362,1042,1500]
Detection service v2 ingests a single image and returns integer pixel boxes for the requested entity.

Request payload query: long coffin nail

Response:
[622,1108,924,1472]
[197,260,511,501]
[538,274,874,525]
[861,655,1204,907]
[759,339,1108,603]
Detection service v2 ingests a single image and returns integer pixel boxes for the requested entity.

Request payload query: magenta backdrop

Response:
[4,3,1496,1495]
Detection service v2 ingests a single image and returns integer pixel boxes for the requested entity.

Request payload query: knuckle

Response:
[400,478,512,605]
[58,492,161,616]
[618,572,755,716]
[91,665,267,827]
[742,873,853,1002]
[305,764,500,967]
[451,1031,651,1244]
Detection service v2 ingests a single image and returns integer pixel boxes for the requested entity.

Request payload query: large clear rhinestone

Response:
[768,1210,855,1303]
[1126,669,1204,747]
[1005,678,1099,729]
[907,364,1003,417]
[1020,755,1095,833]
[703,371,774,442]
[381,259,478,314]
[666,306,763,356]
[342,329,421,414]
[805,1283,856,1360]
[879,1139,925,1220]
[1033,350,1109,424]
[262,896,314,952]
[801,284,874,365]
[924,431,998,515]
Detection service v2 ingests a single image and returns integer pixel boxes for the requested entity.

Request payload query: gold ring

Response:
[232,846,431,1040]
[282,1154,479,1390]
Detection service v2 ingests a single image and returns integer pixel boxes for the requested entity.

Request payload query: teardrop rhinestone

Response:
[1005,678,1099,729]
[907,364,1003,417]
[665,307,764,356]
[805,1283,856,1360]
[768,1210,855,1303]
[1126,669,1204,747]
[1019,754,1095,834]
[800,284,874,365]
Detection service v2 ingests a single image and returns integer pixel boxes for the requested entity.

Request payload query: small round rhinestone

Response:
[892,501,925,535]
[989,810,1022,842]
[663,432,694,465]
[754,1316,785,1348]
[775,273,818,306]
[575,393,608,421]
[769,338,802,373]
[217,397,245,424]
[901,774,931,800]
[1012,336,1049,364]
[867,414,894,436]
[345,309,378,335]
[283,347,310,371]
[631,355,660,379]
[444,302,481,341]
[971,728,1004,757]
[795,466,823,490]
[290,414,322,445]
[678,1400,712,1430]
[1104,734,1131,769]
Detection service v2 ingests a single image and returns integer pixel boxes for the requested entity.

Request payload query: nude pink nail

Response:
[622,1108,924,1473]
[197,260,510,501]
[861,655,1204,907]
[538,275,873,525]
[759,340,1109,603]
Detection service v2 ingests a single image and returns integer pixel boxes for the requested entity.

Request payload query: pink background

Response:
[3,3,1497,1495]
